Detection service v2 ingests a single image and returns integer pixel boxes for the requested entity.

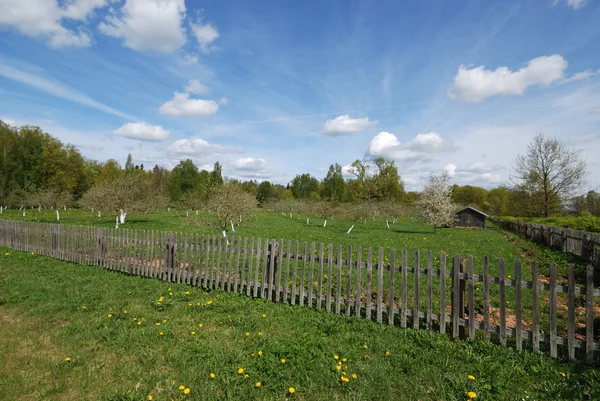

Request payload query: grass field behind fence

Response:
[1,247,599,400]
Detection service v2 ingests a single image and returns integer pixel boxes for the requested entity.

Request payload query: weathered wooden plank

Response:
[567,263,575,361]
[317,243,325,310]
[499,257,506,346]
[267,239,277,299]
[413,250,420,330]
[238,237,247,293]
[376,248,384,324]
[452,254,460,338]
[440,252,446,335]
[483,256,490,341]
[586,264,594,364]
[335,244,343,314]
[261,238,270,298]
[345,245,353,316]
[275,239,284,302]
[326,244,333,312]
[388,249,396,326]
[298,242,307,306]
[215,236,223,290]
[366,247,373,321]
[283,240,292,303]
[355,246,362,318]
[468,255,475,340]
[427,251,433,331]
[401,249,408,328]
[532,261,540,353]
[193,234,200,286]
[253,238,262,298]
[291,241,299,305]
[246,237,255,296]
[515,259,522,350]
[227,236,236,292]
[308,242,316,307]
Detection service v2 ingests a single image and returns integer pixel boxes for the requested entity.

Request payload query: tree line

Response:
[1,121,594,224]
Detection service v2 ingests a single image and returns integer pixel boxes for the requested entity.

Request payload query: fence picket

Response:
[345,245,353,316]
[515,259,522,350]
[452,254,460,338]
[284,240,292,303]
[291,241,299,305]
[401,250,408,328]
[336,245,343,314]
[377,248,384,323]
[253,238,261,298]
[568,263,575,360]
[532,261,540,353]
[440,252,446,335]
[317,243,325,310]
[275,239,283,302]
[238,237,247,293]
[413,250,420,330]
[308,243,316,307]
[388,249,396,325]
[299,242,307,306]
[246,238,254,295]
[366,247,373,321]
[261,238,270,298]
[427,251,433,331]
[326,244,334,312]
[586,264,595,364]
[499,257,506,346]
[355,246,362,318]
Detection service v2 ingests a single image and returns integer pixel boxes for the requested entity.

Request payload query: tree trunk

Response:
[231,220,235,232]
[306,217,310,225]
[347,223,355,234]
[98,211,101,217]
[56,209,60,221]
[386,218,390,229]
[115,216,119,229]
[323,219,327,227]
[119,210,127,224]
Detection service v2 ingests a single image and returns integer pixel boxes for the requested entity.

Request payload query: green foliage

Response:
[169,159,200,201]
[321,164,347,203]
[291,173,319,200]
[500,215,600,233]
[257,181,272,204]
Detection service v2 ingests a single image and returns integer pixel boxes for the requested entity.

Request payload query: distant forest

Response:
[1,120,598,218]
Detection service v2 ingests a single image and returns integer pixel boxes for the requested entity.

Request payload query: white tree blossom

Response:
[415,172,456,233]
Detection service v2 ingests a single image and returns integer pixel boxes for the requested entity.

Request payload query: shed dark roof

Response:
[454,206,489,217]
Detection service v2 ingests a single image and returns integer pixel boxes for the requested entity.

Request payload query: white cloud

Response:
[1,117,17,127]
[113,122,170,141]
[62,0,114,20]
[182,54,198,65]
[555,0,586,9]
[0,0,94,48]
[230,157,285,179]
[448,55,568,102]
[321,114,378,136]
[99,0,186,53]
[159,92,220,117]
[0,63,135,120]
[567,133,600,145]
[444,163,457,177]
[442,161,503,186]
[559,69,600,84]
[219,97,229,105]
[185,79,210,94]
[368,131,453,162]
[168,137,243,155]
[191,22,219,52]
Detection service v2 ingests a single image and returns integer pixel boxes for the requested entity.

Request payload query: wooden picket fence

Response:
[0,219,598,363]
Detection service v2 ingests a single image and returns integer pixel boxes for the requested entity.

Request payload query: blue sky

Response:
[1,0,599,191]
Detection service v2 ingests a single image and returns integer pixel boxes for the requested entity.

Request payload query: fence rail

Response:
[492,218,600,267]
[0,219,598,363]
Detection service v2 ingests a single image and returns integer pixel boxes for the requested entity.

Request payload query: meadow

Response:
[1,247,599,400]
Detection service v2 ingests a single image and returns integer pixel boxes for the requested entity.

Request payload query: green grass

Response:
[1,247,599,400]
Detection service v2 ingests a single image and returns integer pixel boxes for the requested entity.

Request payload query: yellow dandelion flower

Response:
[262,314,266,318]
[341,376,349,383]
[188,303,192,307]
[65,357,71,362]
[385,351,390,356]
[183,388,190,394]
[128,291,132,295]
[191,331,196,335]
[467,391,477,399]
[123,310,128,314]
[559,372,566,377]
[168,288,171,291]
[169,292,173,296]
[244,374,249,378]
[337,362,342,366]
[255,382,261,387]
[198,323,203,328]
[258,332,263,336]
[133,318,137,321]
[196,302,200,306]
[159,332,164,336]
[163,319,166,323]
[238,368,245,374]
[351,374,357,379]
[335,365,341,371]
[147,396,153,401]
[185,291,190,295]
[179,385,185,390]
[281,359,286,363]
[207,301,212,305]
[251,353,255,357]
[107,313,113,318]
[289,387,295,394]
[363,344,368,349]
[155,322,160,326]
[334,354,339,360]
[209,373,215,379]
[342,358,347,363]
[81,305,87,309]
[258,351,263,356]
[137,321,141,325]
[468,375,475,380]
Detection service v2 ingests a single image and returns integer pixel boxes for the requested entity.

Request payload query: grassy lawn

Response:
[1,247,599,400]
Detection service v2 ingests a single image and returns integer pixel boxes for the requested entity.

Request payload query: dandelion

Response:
[351,374,357,379]
[188,303,193,307]
[238,368,245,374]
[185,291,190,295]
[468,375,475,380]
[245,332,250,336]
[559,372,566,377]
[107,313,113,318]
[337,362,342,366]
[363,344,368,349]
[133,318,137,321]
[199,323,203,328]
[196,302,200,306]
[128,291,132,295]
[255,382,261,387]
[207,301,213,305]
[123,310,128,314]
[334,354,339,360]
[258,351,263,356]
[183,388,190,394]
[244,374,249,378]
[280,359,286,363]
[341,376,349,383]
[155,322,160,326]
[169,292,173,296]
[147,396,153,400]
[81,305,87,309]
[179,385,185,390]
[467,391,477,399]
[262,314,266,318]
[191,331,196,335]
[159,332,164,336]
[335,365,341,371]
[65,357,71,362]
[258,332,263,336]
[385,351,390,356]
[137,321,141,325]
[251,353,255,357]
[289,387,295,394]
[163,319,167,323]
[210,373,215,379]
[342,358,347,363]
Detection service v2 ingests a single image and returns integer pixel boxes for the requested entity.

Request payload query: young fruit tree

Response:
[205,183,256,237]
[79,174,168,224]
[415,172,455,233]
[342,202,369,234]
[512,133,587,217]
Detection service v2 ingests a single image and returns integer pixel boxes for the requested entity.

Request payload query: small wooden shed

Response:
[454,206,488,229]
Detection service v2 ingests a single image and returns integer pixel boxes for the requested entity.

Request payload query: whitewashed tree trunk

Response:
[230,220,235,232]
[115,216,119,229]
[56,209,60,221]
[306,217,310,225]
[323,219,327,227]
[63,205,66,211]
[22,210,25,217]
[386,219,390,229]
[0,206,2,214]
[186,210,189,217]
[119,210,126,224]
[168,207,171,212]
[38,205,41,211]
[222,230,227,238]
[19,205,23,210]
[364,218,367,224]
[289,213,292,218]
[347,223,355,234]
[98,211,101,217]
[196,210,198,215]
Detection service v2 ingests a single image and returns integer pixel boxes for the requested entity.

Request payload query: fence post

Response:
[451,254,465,339]
[165,233,177,282]
[97,229,105,267]
[266,240,279,301]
